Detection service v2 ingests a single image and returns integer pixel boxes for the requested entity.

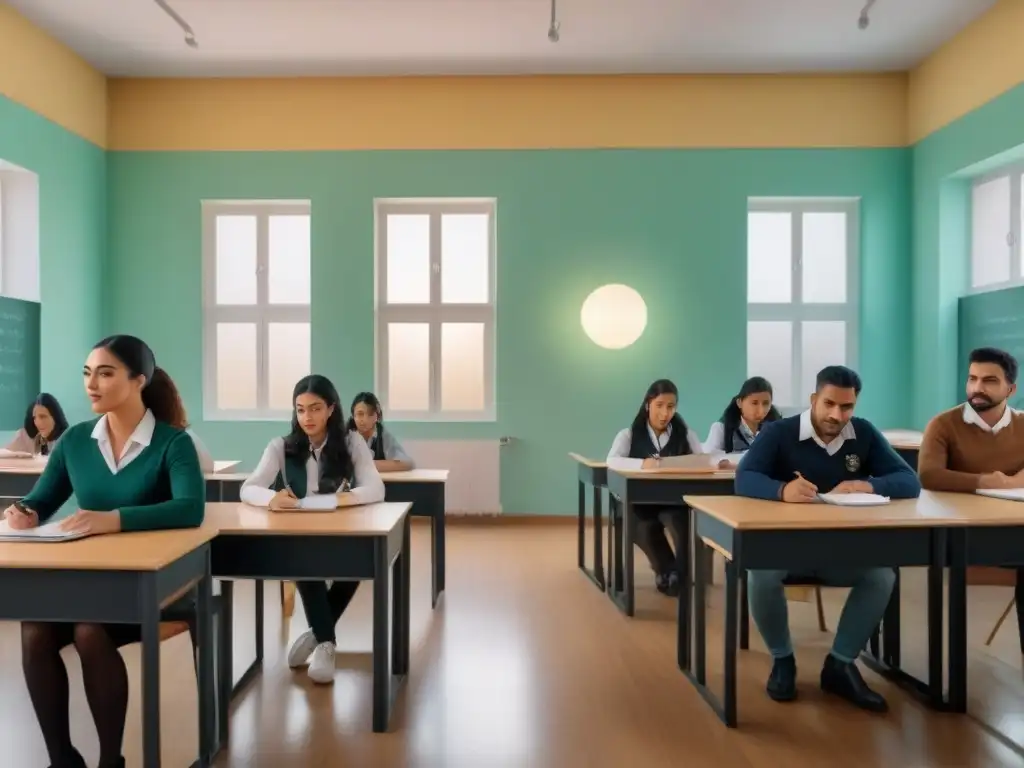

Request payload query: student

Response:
[240,375,385,684]
[4,393,69,456]
[347,391,415,472]
[703,376,782,455]
[2,335,205,768]
[606,379,703,597]
[918,347,1024,650]
[735,365,920,713]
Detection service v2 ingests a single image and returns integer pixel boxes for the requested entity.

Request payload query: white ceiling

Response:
[7,0,998,78]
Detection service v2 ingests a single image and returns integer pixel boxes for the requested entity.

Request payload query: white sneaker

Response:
[287,629,318,668]
[307,642,336,684]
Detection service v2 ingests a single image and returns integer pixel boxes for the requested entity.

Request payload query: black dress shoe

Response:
[655,571,680,597]
[820,654,888,712]
[98,758,126,768]
[50,748,86,768]
[766,654,797,702]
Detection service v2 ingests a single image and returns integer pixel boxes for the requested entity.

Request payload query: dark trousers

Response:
[297,581,360,644]
[634,507,685,576]
[1016,567,1024,654]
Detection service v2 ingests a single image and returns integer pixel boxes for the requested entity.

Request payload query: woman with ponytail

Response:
[2,334,205,768]
[703,376,782,456]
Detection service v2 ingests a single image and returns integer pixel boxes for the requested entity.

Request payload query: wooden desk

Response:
[206,502,411,735]
[682,492,957,727]
[606,467,735,619]
[882,429,923,470]
[569,453,607,592]
[379,469,449,608]
[0,527,218,767]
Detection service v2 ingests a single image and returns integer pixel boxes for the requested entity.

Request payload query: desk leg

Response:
[577,480,585,570]
[139,574,162,768]
[882,569,901,668]
[430,502,446,609]
[927,544,944,705]
[947,530,968,713]
[607,497,617,595]
[623,503,635,616]
[393,516,411,676]
[373,538,394,732]
[722,559,739,727]
[593,485,605,590]
[255,579,264,664]
[196,556,214,765]
[677,506,691,671]
[219,581,234,748]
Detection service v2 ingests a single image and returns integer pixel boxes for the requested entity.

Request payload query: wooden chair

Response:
[984,596,1017,646]
[281,581,296,618]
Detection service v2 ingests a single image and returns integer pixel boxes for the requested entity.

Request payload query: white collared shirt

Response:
[798,409,856,456]
[962,402,1013,434]
[240,432,385,507]
[91,409,156,473]
[703,419,758,453]
[607,423,705,470]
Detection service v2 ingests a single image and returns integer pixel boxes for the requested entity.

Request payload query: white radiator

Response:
[403,439,501,515]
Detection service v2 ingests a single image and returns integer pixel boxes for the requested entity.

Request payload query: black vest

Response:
[720,420,754,453]
[368,424,386,461]
[628,420,692,459]
[273,444,354,497]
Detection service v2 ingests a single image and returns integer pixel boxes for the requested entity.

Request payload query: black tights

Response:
[633,507,685,576]
[22,621,136,768]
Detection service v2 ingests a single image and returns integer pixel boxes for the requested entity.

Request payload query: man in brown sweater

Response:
[918,347,1024,651]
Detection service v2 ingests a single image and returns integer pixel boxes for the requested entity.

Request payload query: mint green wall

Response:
[911,83,1024,427]
[0,96,106,425]
[106,148,910,515]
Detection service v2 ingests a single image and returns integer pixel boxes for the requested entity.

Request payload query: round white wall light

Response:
[580,283,647,350]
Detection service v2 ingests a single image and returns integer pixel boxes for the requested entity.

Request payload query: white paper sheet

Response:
[818,492,891,507]
[657,454,723,470]
[0,449,34,459]
[0,520,89,542]
[297,495,338,511]
[977,488,1024,502]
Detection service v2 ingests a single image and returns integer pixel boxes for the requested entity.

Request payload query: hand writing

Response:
[269,489,299,511]
[831,480,874,494]
[979,471,1013,490]
[336,492,357,508]
[59,510,121,536]
[3,504,38,530]
[641,458,661,470]
[782,474,818,503]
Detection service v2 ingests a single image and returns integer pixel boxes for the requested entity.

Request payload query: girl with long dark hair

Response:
[4,393,69,456]
[704,376,782,455]
[240,374,385,684]
[606,379,703,596]
[346,391,414,472]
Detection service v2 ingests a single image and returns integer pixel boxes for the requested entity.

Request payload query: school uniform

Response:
[703,419,758,454]
[359,423,414,466]
[4,427,59,456]
[606,421,703,592]
[240,432,385,683]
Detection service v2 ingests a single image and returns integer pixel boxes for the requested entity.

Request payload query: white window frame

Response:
[746,197,860,413]
[201,199,312,421]
[969,165,1024,295]
[374,198,497,422]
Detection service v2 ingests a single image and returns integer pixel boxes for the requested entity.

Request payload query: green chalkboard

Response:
[0,297,41,430]
[959,285,1024,411]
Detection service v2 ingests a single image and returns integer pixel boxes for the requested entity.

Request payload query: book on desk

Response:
[0,520,89,542]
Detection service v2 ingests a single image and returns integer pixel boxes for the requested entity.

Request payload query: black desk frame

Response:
[0,544,216,767]
[575,463,607,591]
[687,511,950,727]
[211,515,411,738]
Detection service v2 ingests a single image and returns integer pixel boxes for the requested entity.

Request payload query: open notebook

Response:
[0,520,90,542]
[977,488,1024,502]
[818,492,891,507]
[656,453,739,471]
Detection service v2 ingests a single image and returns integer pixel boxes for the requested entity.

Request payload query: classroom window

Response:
[746,199,859,410]
[202,200,312,420]
[970,169,1024,291]
[374,199,497,421]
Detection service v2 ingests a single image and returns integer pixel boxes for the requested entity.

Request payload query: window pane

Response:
[802,212,847,303]
[747,321,793,407]
[441,214,490,304]
[268,323,311,410]
[387,322,430,411]
[747,212,792,303]
[800,321,847,404]
[386,214,431,304]
[215,216,257,305]
[216,323,257,409]
[972,175,1011,288]
[441,322,486,411]
[268,214,311,305]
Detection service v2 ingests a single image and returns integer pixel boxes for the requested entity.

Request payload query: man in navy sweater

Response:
[735,365,920,713]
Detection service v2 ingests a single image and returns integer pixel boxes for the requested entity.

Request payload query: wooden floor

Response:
[1,522,1024,766]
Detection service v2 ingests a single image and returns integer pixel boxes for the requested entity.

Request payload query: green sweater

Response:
[21,419,206,532]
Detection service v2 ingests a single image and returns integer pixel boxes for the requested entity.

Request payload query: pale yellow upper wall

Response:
[0,5,107,147]
[909,0,1024,143]
[108,74,908,151]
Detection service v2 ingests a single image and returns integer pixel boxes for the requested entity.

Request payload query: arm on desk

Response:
[20,438,73,521]
[119,431,206,531]
[734,421,785,500]
[606,428,644,470]
[239,439,282,507]
[861,422,921,499]
[375,428,414,472]
[4,428,34,454]
[917,418,984,492]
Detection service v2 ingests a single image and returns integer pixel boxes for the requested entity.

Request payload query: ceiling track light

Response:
[548,0,560,43]
[858,0,877,30]
[153,0,198,48]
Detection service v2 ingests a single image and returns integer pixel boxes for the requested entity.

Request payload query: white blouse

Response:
[606,423,705,471]
[240,432,385,508]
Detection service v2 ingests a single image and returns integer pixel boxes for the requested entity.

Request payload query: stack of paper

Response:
[977,488,1024,502]
[818,492,891,507]
[0,449,34,459]
[0,520,89,542]
[657,454,726,471]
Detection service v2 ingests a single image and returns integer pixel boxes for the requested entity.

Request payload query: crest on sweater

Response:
[845,454,861,473]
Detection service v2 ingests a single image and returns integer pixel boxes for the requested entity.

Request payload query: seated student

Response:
[240,374,385,684]
[4,393,69,456]
[735,365,920,713]
[2,335,204,768]
[347,391,415,472]
[607,378,704,597]
[918,347,1024,650]
[703,376,782,457]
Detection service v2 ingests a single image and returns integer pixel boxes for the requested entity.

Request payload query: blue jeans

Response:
[747,567,895,663]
